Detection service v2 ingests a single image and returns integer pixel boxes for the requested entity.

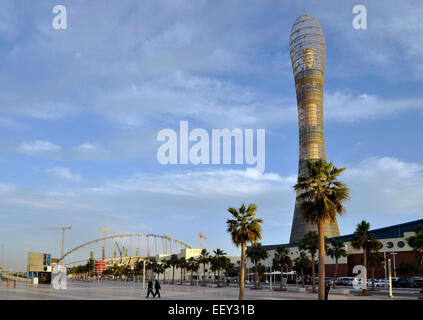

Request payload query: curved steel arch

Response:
[60,233,191,262]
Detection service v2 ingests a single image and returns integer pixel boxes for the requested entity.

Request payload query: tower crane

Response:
[199,233,207,250]
[41,226,72,263]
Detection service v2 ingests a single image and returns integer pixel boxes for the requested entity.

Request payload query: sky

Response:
[1,0,423,270]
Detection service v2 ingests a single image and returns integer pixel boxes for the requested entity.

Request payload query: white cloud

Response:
[344,157,423,214]
[45,167,82,182]
[325,91,423,122]
[96,168,296,197]
[18,140,62,156]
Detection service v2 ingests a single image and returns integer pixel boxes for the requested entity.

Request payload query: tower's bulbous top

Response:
[289,14,326,77]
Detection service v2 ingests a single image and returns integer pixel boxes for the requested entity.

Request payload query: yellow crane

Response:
[199,233,207,250]
[41,226,72,263]
[98,228,121,260]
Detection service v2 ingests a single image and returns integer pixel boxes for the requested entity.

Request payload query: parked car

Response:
[394,278,411,288]
[336,277,355,286]
[410,277,422,288]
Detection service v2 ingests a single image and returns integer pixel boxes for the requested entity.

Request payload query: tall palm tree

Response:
[294,159,350,300]
[246,243,268,289]
[178,257,187,285]
[226,203,263,300]
[198,249,210,286]
[187,257,200,286]
[367,235,383,291]
[273,246,291,290]
[160,259,169,284]
[351,220,371,296]
[299,231,319,293]
[326,239,347,288]
[293,251,311,288]
[406,224,423,293]
[168,254,179,284]
[213,249,226,287]
[210,256,218,284]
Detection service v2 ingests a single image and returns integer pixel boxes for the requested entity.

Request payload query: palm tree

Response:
[178,257,187,285]
[226,203,263,300]
[299,231,319,293]
[210,256,218,284]
[367,235,383,291]
[293,251,311,288]
[147,258,158,280]
[246,243,268,289]
[213,249,227,287]
[160,259,169,284]
[351,220,371,296]
[198,249,210,286]
[326,239,347,288]
[168,254,179,284]
[187,257,200,285]
[294,159,350,300]
[273,246,291,290]
[406,224,423,293]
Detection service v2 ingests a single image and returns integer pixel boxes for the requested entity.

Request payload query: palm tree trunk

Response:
[163,269,166,284]
[218,269,221,287]
[280,265,283,290]
[311,253,316,293]
[190,271,193,286]
[172,266,175,284]
[333,258,338,289]
[371,267,375,290]
[363,248,368,296]
[254,262,258,289]
[203,262,206,286]
[239,243,246,300]
[317,220,325,300]
[180,268,183,285]
[301,267,305,288]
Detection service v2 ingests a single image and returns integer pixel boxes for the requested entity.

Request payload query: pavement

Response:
[0,280,421,300]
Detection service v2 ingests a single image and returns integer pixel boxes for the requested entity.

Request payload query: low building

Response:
[27,252,53,284]
[257,218,423,279]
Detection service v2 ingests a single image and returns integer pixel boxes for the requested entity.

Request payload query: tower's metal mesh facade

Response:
[288,14,340,243]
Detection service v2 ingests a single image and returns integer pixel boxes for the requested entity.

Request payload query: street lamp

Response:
[391,252,398,278]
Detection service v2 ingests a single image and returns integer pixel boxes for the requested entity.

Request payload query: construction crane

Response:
[41,227,72,263]
[98,228,121,260]
[199,233,207,250]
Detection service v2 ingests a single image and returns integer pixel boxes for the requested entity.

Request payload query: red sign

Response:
[95,261,106,274]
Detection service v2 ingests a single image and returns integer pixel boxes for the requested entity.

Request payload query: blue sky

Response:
[1,0,423,270]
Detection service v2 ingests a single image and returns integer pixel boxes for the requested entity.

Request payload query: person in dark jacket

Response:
[154,280,161,298]
[146,280,154,298]
[325,282,331,300]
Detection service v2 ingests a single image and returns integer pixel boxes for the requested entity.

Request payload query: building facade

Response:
[259,219,423,279]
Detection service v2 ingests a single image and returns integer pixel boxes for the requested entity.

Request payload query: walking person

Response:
[154,279,161,298]
[146,280,154,298]
[325,282,331,300]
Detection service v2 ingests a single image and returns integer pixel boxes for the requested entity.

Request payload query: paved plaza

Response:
[0,280,421,300]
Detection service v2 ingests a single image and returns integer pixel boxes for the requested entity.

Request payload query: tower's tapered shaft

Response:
[288,14,340,243]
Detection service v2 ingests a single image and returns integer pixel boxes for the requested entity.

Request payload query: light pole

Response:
[383,251,387,284]
[142,260,146,289]
[391,252,397,278]
[388,258,393,298]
